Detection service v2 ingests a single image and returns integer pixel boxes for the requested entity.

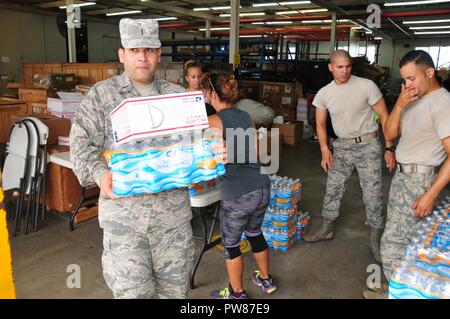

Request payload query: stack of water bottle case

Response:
[261,175,309,251]
[389,197,450,299]
[109,133,225,196]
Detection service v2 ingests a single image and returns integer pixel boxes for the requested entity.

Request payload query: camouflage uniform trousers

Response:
[99,188,195,299]
[380,170,436,280]
[322,135,384,229]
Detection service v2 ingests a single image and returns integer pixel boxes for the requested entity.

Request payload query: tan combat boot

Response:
[303,217,334,242]
[369,228,383,263]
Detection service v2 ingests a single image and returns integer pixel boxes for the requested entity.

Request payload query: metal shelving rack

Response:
[160,36,282,80]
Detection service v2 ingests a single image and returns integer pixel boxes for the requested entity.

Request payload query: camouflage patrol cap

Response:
[119,18,161,49]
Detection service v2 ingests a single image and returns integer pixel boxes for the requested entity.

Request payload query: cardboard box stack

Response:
[238,80,261,101]
[261,81,302,121]
[155,62,184,85]
[272,122,302,147]
[256,128,282,171]
[47,92,84,122]
[297,97,308,122]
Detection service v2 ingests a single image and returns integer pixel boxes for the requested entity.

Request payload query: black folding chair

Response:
[21,118,48,234]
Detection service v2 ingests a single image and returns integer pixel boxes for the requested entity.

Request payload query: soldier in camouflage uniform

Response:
[364,50,450,299]
[70,18,194,299]
[303,50,396,264]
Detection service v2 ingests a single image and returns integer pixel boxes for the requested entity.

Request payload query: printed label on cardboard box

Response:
[110,91,209,144]
[281,96,292,105]
[285,85,292,94]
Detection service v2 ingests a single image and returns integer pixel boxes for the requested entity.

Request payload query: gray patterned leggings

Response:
[220,186,270,258]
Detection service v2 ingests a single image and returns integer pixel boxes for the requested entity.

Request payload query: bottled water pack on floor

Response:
[260,175,306,251]
[389,197,450,299]
[269,175,302,209]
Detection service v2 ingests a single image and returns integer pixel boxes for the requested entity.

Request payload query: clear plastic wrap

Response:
[108,132,225,197]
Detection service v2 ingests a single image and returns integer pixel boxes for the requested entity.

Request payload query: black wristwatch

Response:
[385,146,396,153]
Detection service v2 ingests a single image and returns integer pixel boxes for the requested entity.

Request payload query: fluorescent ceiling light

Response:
[302,19,348,23]
[239,35,263,38]
[414,30,450,34]
[275,11,299,14]
[59,2,96,9]
[253,3,279,7]
[211,6,231,10]
[385,0,450,6]
[252,22,265,24]
[403,19,450,24]
[410,25,450,29]
[279,1,311,4]
[320,19,348,23]
[193,8,210,11]
[374,37,383,40]
[302,20,325,23]
[221,12,265,17]
[154,17,178,21]
[355,26,373,33]
[199,27,230,31]
[106,10,142,16]
[266,21,293,24]
[300,8,328,13]
[240,12,266,16]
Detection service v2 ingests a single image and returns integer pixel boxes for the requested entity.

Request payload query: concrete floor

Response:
[9,141,395,299]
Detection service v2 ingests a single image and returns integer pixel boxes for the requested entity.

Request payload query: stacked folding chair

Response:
[2,117,49,235]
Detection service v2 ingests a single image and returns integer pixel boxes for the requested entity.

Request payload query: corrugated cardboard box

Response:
[261,81,302,109]
[296,97,308,122]
[110,91,209,144]
[156,62,184,85]
[272,122,302,146]
[257,129,282,173]
[47,92,83,118]
[238,80,261,101]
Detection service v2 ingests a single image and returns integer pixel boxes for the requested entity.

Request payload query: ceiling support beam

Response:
[66,0,77,63]
[330,12,336,55]
[39,0,82,8]
[311,0,392,40]
[229,0,240,66]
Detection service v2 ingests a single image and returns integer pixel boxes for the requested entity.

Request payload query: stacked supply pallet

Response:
[261,175,309,251]
[389,197,450,299]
